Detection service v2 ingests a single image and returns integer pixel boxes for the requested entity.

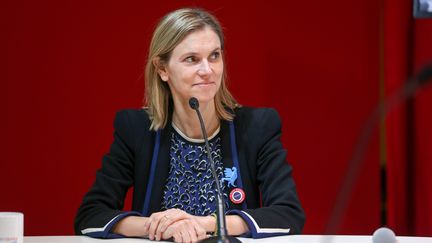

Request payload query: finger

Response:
[148,214,164,240]
[172,221,188,243]
[143,213,160,238]
[190,228,198,243]
[156,215,174,239]
[162,225,173,240]
[179,218,199,243]
[194,223,207,241]
[155,215,170,241]
[181,227,191,243]
[173,232,182,243]
[162,219,181,241]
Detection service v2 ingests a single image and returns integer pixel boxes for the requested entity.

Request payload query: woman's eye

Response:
[185,56,196,63]
[210,52,220,60]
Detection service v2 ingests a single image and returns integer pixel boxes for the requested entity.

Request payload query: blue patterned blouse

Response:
[161,123,229,216]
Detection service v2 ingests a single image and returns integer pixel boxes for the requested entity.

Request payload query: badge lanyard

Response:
[142,122,247,216]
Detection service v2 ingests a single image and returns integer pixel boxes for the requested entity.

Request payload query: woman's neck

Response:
[172,99,219,139]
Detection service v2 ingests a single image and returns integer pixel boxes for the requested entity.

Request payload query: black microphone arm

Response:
[189,97,241,243]
[324,64,432,239]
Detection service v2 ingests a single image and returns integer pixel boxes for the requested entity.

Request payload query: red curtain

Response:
[411,19,432,236]
[2,0,431,236]
[385,0,432,236]
[1,0,383,235]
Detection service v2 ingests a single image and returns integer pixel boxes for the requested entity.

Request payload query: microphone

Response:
[323,64,432,241]
[372,227,396,243]
[189,97,241,243]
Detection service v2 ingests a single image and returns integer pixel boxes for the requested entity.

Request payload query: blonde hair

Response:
[144,8,239,131]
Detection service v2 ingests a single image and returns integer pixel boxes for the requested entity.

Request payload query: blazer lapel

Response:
[220,120,243,211]
[147,124,172,214]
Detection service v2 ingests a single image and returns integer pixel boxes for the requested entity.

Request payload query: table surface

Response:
[23,235,432,243]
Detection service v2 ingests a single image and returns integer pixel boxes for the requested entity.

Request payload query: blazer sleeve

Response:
[74,110,143,238]
[228,108,305,238]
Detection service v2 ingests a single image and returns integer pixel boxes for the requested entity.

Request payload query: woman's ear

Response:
[153,57,169,82]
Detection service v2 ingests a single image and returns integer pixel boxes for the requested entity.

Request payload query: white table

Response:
[23,235,432,243]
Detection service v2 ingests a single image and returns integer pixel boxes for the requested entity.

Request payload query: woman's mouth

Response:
[193,82,215,86]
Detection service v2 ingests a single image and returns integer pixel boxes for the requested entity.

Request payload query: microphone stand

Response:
[189,98,241,243]
[323,64,432,242]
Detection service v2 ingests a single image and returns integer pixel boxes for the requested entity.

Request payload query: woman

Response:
[75,8,305,242]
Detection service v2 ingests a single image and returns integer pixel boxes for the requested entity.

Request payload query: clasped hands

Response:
[113,208,248,242]
[144,208,210,242]
[113,208,214,243]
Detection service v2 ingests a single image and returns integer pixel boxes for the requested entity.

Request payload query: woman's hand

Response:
[161,217,207,243]
[145,208,195,241]
[112,211,247,242]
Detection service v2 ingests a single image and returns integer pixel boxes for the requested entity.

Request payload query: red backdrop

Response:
[1,0,430,237]
[384,0,432,236]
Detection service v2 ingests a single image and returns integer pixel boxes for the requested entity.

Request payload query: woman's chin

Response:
[189,92,217,104]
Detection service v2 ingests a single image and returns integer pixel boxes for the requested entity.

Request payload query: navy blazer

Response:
[74,107,305,238]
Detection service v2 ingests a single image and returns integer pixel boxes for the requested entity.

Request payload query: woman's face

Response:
[158,26,223,106]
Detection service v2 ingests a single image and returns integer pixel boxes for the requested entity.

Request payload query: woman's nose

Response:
[197,60,212,75]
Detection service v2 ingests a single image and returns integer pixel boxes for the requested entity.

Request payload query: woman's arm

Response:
[230,108,305,238]
[226,215,249,235]
[74,110,144,238]
[111,216,149,237]
[194,214,248,236]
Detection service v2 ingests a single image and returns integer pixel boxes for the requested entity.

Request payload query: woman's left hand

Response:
[144,208,194,241]
[161,217,207,243]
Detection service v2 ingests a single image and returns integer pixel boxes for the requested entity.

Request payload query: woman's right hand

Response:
[161,217,207,242]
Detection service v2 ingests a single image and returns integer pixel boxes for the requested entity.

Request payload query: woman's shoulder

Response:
[115,108,151,121]
[114,108,152,132]
[231,106,283,146]
[233,106,281,124]
[232,106,282,136]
